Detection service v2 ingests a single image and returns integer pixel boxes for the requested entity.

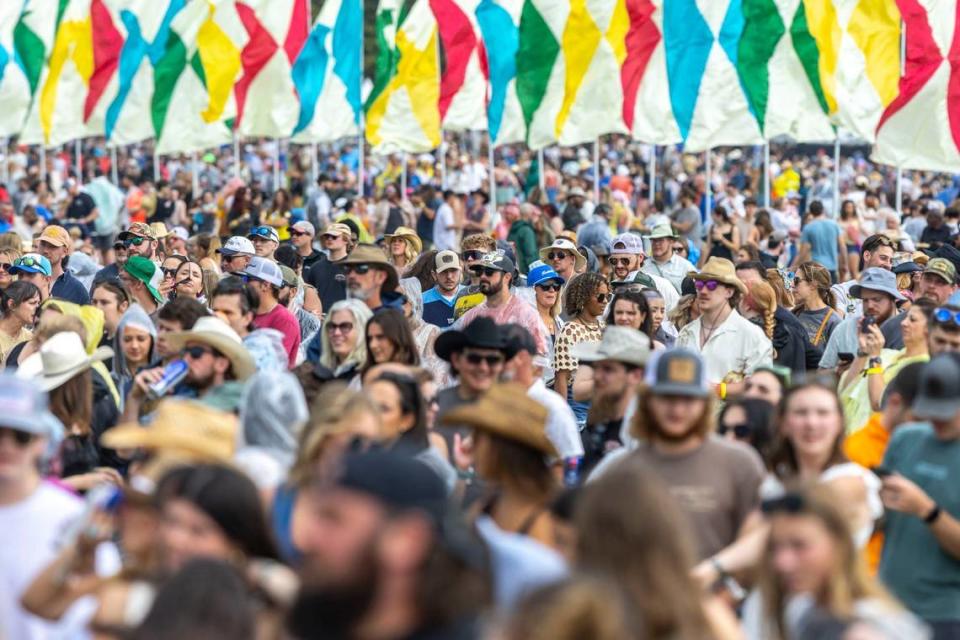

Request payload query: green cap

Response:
[124,256,164,303]
[925,257,957,285]
[279,265,298,288]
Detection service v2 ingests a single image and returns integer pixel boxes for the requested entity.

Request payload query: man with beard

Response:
[94,222,159,289]
[245,257,301,368]
[606,233,679,312]
[882,257,957,349]
[573,326,650,474]
[125,316,256,417]
[455,253,547,356]
[590,349,765,562]
[339,244,402,313]
[288,451,489,640]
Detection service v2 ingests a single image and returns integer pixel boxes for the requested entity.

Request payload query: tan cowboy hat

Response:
[149,222,171,239]
[441,383,557,457]
[383,226,423,254]
[539,238,587,271]
[102,399,237,463]
[16,331,113,392]
[688,257,747,294]
[162,316,256,380]
[341,243,400,291]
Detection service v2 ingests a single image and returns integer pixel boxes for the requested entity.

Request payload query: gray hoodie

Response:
[112,304,157,401]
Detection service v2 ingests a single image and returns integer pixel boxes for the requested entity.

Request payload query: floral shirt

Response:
[553,319,604,374]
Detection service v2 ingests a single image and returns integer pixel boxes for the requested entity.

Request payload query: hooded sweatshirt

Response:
[112,304,158,403]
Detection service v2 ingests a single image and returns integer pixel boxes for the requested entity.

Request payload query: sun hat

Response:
[441,383,557,457]
[217,236,256,256]
[572,326,652,368]
[123,256,164,303]
[149,222,170,239]
[16,331,113,392]
[645,223,678,240]
[243,256,283,287]
[161,316,256,380]
[38,225,72,248]
[610,233,645,257]
[538,238,587,271]
[341,244,399,291]
[645,349,709,398]
[384,226,423,254]
[0,373,64,438]
[9,253,52,276]
[434,250,461,272]
[102,399,238,463]
[291,220,315,236]
[911,355,960,421]
[849,267,907,301]
[434,317,514,362]
[924,257,958,284]
[118,222,157,241]
[527,262,565,288]
[688,257,747,295]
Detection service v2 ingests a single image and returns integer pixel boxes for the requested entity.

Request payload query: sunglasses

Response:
[290,230,310,237]
[182,345,214,359]
[614,283,645,294]
[325,321,354,334]
[342,264,372,276]
[718,424,752,439]
[694,279,720,292]
[250,226,275,238]
[0,427,35,446]
[547,251,571,261]
[673,246,687,254]
[464,352,505,366]
[608,256,632,266]
[933,307,960,327]
[322,234,342,241]
[536,282,562,292]
[0,263,10,272]
[471,266,501,277]
[596,293,609,303]
[461,250,485,262]
[162,268,179,278]
[15,256,44,269]
[124,236,147,247]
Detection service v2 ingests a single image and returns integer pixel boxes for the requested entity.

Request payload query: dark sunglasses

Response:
[608,256,632,266]
[182,345,214,359]
[124,236,147,247]
[547,251,571,261]
[461,250,485,262]
[250,226,274,238]
[342,264,372,275]
[718,424,752,439]
[290,230,310,237]
[934,307,960,327]
[596,293,609,303]
[694,279,720,292]
[325,321,354,334]
[0,263,10,272]
[463,352,505,366]
[322,233,342,241]
[162,268,179,278]
[471,266,500,278]
[0,427,35,446]
[673,245,687,254]
[535,282,562,292]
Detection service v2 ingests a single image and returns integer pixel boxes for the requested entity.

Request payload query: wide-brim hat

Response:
[162,317,256,380]
[645,223,678,240]
[849,267,907,302]
[434,317,514,362]
[441,383,557,457]
[102,399,237,463]
[384,226,423,254]
[16,331,113,392]
[688,257,747,294]
[571,326,651,368]
[539,239,587,271]
[342,244,399,291]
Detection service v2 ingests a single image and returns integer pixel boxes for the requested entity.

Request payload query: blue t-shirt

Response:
[422,285,463,328]
[800,218,841,271]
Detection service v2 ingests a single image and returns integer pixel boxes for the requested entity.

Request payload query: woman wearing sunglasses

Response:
[717,397,775,461]
[314,300,373,386]
[554,272,609,424]
[526,263,565,386]
[0,248,20,292]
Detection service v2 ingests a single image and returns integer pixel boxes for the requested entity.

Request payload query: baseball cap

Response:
[169,226,190,241]
[645,349,709,397]
[217,236,256,256]
[322,223,352,239]
[471,252,514,274]
[248,225,280,243]
[572,326,651,368]
[291,221,315,236]
[911,355,960,420]
[9,253,52,277]
[124,256,164,303]
[0,373,63,437]
[434,250,461,272]
[279,265,298,288]
[243,256,283,287]
[611,233,644,256]
[924,257,957,284]
[118,222,157,241]
[38,225,71,248]
[527,262,565,287]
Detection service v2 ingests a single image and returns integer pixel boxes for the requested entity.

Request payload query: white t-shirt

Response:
[433,203,457,251]
[527,378,584,459]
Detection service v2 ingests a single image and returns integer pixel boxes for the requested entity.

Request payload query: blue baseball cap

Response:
[247,225,280,243]
[527,262,565,288]
[9,253,52,277]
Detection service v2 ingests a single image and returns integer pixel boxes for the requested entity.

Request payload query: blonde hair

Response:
[765,269,794,308]
[319,299,373,372]
[388,236,420,267]
[667,294,698,331]
[0,231,22,255]
[748,281,776,339]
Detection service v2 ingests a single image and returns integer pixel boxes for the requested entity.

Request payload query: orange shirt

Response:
[843,412,890,574]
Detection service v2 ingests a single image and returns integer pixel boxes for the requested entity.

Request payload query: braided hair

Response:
[748,281,777,340]
[564,272,607,317]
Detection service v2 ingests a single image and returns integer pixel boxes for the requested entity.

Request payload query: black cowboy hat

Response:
[435,317,516,362]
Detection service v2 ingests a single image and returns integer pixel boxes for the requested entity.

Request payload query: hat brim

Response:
[441,406,557,457]
[118,231,153,241]
[434,330,514,362]
[9,266,48,276]
[689,271,747,295]
[529,274,566,287]
[649,382,710,398]
[101,424,233,463]
[17,347,114,392]
[571,342,650,368]
[538,246,587,271]
[162,331,255,380]
[923,269,954,284]
[849,283,907,302]
[911,396,960,421]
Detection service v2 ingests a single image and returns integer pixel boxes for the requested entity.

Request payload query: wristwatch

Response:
[924,504,942,525]
[868,356,883,369]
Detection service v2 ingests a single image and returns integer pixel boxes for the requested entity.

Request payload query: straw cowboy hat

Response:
[102,399,238,463]
[441,383,557,457]
[162,316,256,380]
[341,243,400,291]
[688,257,747,294]
[384,226,423,254]
[16,331,113,392]
[539,238,587,271]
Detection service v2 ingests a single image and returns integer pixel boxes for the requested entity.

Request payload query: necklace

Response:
[699,307,731,348]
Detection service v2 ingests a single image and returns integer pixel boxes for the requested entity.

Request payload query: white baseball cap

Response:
[217,236,256,256]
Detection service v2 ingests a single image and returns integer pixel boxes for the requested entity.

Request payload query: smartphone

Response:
[838,352,855,365]
[860,315,877,332]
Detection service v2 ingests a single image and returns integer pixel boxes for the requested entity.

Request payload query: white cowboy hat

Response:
[16,331,113,392]
[162,316,256,380]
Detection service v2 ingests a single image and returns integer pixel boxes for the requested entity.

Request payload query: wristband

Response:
[924,504,942,524]
[718,382,727,400]
[865,367,884,376]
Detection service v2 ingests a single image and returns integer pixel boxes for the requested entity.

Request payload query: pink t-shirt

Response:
[459,294,548,356]
[253,304,301,368]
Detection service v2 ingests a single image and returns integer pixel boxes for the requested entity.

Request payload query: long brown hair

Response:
[767,381,847,478]
[629,384,715,444]
[760,484,898,639]
[476,432,557,501]
[575,459,711,639]
[792,262,836,312]
[49,370,93,435]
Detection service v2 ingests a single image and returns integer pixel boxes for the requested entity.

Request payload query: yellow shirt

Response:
[0,326,30,364]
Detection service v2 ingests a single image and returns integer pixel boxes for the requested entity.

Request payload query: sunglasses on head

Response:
[471,266,500,277]
[536,282,562,292]
[694,279,720,292]
[0,427,35,446]
[325,321,354,334]
[461,250,485,262]
[16,256,43,269]
[608,256,632,266]
[342,264,372,275]
[124,236,147,247]
[933,307,960,327]
[718,424,752,439]
[250,226,274,238]
[547,251,571,261]
[614,283,645,294]
[463,351,505,366]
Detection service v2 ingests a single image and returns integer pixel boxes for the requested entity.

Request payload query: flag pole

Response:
[191,150,200,198]
[762,142,770,208]
[593,138,600,203]
[439,130,446,190]
[273,138,281,192]
[538,148,545,192]
[358,0,365,200]
[110,146,118,185]
[153,145,160,182]
[401,152,407,199]
[75,139,82,185]
[895,23,905,215]
[704,148,712,217]
[40,145,47,185]
[1,138,8,187]
[833,135,841,217]
[311,142,319,187]
[489,135,496,217]
[233,131,241,180]
[648,144,656,206]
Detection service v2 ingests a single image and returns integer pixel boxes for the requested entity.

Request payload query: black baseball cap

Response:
[645,349,709,398]
[911,354,960,421]
[470,252,515,274]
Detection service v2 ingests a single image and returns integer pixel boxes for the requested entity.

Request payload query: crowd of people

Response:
[3,134,960,640]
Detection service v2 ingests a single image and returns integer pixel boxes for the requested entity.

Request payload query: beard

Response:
[651,419,701,443]
[586,390,625,426]
[287,547,379,640]
[346,285,372,302]
[478,279,502,296]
